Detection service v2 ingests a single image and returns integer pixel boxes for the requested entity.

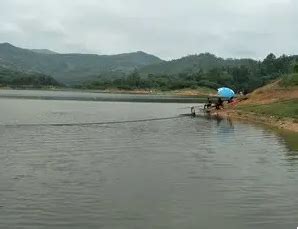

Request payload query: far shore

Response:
[0,87,216,97]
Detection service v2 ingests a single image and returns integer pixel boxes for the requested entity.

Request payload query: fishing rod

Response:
[178,105,204,109]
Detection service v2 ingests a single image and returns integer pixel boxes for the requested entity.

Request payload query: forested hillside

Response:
[0,43,162,85]
[1,43,298,92]
[139,53,258,75]
[84,53,298,92]
[0,66,61,88]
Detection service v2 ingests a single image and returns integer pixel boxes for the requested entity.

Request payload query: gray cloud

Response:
[0,0,297,59]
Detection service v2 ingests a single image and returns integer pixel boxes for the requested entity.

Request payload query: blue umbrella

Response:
[217,87,235,99]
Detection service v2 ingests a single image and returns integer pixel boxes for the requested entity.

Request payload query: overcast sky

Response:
[0,0,297,60]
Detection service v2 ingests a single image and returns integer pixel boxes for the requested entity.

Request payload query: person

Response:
[229,98,238,106]
[204,97,212,109]
[228,96,234,103]
[215,97,224,110]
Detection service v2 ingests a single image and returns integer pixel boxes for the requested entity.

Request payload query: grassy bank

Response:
[237,99,298,120]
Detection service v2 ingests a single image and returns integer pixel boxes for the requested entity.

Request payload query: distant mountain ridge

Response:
[138,53,258,75]
[2,42,296,90]
[30,49,58,54]
[0,43,163,85]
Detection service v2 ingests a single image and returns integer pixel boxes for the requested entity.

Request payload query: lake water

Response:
[0,91,298,229]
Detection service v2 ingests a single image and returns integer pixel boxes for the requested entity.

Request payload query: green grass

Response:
[280,73,298,87]
[238,99,298,120]
[194,86,217,94]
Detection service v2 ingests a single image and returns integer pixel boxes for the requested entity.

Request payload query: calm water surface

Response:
[0,94,297,229]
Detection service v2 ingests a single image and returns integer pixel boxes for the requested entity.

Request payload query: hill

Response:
[0,66,61,88]
[136,53,298,93]
[139,53,258,75]
[0,43,162,85]
[1,43,298,92]
[240,75,298,105]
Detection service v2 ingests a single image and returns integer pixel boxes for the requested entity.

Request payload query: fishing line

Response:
[1,115,185,128]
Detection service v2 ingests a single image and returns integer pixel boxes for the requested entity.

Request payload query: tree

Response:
[127,70,141,88]
[294,64,298,73]
[262,53,277,75]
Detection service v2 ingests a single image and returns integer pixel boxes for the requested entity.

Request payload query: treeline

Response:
[0,67,62,88]
[80,53,298,92]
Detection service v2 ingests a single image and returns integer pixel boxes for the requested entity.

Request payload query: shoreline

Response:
[0,87,215,97]
[209,81,298,133]
[210,108,298,133]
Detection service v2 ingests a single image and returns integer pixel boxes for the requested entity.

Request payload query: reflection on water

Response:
[0,97,297,229]
[279,131,298,152]
[207,113,298,152]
